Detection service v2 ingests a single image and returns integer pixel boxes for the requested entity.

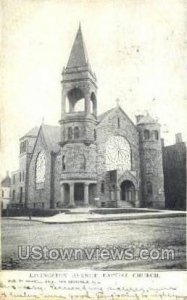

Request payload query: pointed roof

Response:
[66,25,90,68]
[1,174,11,187]
[98,106,136,129]
[97,108,116,123]
[20,127,39,140]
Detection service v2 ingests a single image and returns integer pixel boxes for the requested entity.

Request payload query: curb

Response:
[4,212,186,224]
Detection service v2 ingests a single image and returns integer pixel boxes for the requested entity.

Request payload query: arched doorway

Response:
[120,180,135,202]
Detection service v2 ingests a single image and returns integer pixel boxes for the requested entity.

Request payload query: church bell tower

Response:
[59,25,97,145]
[59,25,98,207]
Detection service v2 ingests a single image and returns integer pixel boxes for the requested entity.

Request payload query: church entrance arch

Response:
[120,180,135,202]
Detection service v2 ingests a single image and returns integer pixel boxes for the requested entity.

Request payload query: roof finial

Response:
[116,98,120,107]
[79,21,82,31]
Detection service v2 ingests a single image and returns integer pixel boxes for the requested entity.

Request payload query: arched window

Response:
[105,136,131,171]
[35,151,46,184]
[144,130,150,140]
[146,181,153,195]
[62,155,66,171]
[91,92,97,115]
[20,140,27,154]
[101,181,105,194]
[152,130,159,140]
[117,117,120,128]
[74,127,79,139]
[23,140,27,152]
[68,127,73,140]
[94,129,97,140]
[20,187,23,203]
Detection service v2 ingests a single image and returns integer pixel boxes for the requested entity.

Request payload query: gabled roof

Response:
[97,108,116,123]
[41,124,60,153]
[1,175,11,187]
[97,106,136,129]
[20,126,39,139]
[66,25,90,68]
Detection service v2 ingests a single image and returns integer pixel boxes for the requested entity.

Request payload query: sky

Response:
[1,0,187,177]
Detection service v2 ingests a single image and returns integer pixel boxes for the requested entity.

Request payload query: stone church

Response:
[10,26,166,209]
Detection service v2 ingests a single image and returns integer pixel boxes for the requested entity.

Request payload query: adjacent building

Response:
[163,133,187,210]
[1,171,11,209]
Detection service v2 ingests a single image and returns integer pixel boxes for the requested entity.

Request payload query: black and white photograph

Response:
[1,0,187,297]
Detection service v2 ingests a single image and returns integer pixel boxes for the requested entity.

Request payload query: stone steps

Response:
[67,207,93,214]
[118,201,134,208]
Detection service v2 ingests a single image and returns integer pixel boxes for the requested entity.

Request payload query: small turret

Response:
[136,113,165,208]
[18,127,39,207]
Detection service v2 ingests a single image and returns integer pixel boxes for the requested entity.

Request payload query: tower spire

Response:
[66,25,90,68]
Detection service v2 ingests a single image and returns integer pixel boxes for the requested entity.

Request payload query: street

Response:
[2,216,186,270]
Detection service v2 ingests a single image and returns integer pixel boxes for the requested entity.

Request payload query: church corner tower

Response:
[59,25,98,207]
[136,114,165,209]
[11,127,39,208]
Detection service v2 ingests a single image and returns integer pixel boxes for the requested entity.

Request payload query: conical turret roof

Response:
[137,114,156,125]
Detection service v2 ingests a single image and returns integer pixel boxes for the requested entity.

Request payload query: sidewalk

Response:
[5,209,186,224]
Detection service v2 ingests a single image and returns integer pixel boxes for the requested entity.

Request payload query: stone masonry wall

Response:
[138,123,165,208]
[60,142,97,180]
[96,107,140,204]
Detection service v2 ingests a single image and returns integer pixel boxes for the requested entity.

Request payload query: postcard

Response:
[1,0,187,299]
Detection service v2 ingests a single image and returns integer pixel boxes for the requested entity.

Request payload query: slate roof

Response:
[97,108,115,123]
[41,124,61,153]
[21,126,39,139]
[97,106,136,129]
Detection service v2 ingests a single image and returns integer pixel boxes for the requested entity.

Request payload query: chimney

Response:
[6,171,9,177]
[136,115,144,124]
[175,133,182,144]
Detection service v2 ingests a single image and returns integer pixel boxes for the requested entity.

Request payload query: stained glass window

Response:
[36,151,46,184]
[106,136,131,171]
